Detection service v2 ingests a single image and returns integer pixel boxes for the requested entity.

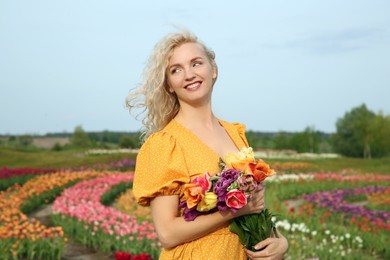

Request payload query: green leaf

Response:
[229,220,248,247]
[229,209,276,250]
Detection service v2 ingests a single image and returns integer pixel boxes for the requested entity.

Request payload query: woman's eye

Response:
[171,68,181,74]
[193,62,202,67]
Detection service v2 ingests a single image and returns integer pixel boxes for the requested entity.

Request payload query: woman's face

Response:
[166,42,217,107]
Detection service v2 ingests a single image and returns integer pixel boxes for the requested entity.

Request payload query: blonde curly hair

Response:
[126,30,218,142]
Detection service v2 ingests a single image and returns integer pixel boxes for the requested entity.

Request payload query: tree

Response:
[289,127,320,153]
[119,136,136,148]
[369,112,390,157]
[52,142,63,151]
[274,131,291,150]
[332,104,390,158]
[18,135,33,147]
[274,127,321,153]
[70,125,91,147]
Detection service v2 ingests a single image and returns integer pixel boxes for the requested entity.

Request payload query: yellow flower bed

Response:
[114,189,152,222]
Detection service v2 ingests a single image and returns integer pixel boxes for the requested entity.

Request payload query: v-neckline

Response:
[172,118,240,160]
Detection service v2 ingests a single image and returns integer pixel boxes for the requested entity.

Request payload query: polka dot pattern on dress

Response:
[133,119,249,260]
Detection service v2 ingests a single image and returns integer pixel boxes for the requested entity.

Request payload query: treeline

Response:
[77,127,336,153]
[246,128,332,153]
[0,129,143,151]
[1,104,389,158]
[0,127,333,153]
[68,127,142,149]
[248,104,390,158]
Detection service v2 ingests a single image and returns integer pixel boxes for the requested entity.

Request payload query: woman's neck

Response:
[174,103,218,130]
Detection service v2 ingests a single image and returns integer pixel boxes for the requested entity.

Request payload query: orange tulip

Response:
[184,183,205,209]
[245,159,275,182]
[183,173,211,209]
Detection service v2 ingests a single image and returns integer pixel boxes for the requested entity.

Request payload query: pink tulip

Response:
[225,189,247,210]
[52,174,157,242]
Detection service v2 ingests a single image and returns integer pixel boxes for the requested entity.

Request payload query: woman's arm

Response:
[151,185,265,249]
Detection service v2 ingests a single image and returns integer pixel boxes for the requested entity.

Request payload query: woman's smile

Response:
[184,81,202,91]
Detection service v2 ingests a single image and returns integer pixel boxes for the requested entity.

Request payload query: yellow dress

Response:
[133,119,249,260]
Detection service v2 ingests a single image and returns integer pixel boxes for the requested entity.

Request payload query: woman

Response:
[127,30,288,259]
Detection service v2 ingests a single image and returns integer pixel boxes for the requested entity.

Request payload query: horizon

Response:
[0,126,337,136]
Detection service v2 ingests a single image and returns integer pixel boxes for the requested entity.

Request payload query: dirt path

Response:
[283,197,306,209]
[28,204,114,260]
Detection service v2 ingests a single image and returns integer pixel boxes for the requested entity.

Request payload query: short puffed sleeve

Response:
[133,131,190,206]
[232,122,249,147]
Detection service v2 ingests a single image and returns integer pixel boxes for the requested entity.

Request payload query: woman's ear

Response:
[212,66,217,80]
[165,80,175,93]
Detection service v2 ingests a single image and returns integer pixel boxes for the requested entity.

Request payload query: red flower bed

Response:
[115,251,153,260]
[0,167,57,179]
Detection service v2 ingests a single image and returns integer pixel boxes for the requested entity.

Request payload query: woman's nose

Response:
[184,68,196,81]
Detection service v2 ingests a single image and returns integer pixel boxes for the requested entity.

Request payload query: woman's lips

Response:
[184,81,202,91]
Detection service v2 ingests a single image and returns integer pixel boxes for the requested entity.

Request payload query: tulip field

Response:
[0,150,389,260]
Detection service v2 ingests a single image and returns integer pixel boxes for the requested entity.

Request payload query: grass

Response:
[267,157,390,175]
[0,147,137,169]
[2,147,390,174]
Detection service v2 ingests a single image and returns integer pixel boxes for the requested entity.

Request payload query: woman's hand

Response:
[245,231,288,260]
[235,182,266,217]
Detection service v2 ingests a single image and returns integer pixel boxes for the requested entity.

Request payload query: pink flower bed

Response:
[52,174,157,241]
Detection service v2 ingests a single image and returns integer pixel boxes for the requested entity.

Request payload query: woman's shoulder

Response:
[218,118,248,147]
[218,119,246,133]
[139,121,179,151]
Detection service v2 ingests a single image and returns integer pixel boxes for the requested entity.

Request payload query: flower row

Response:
[274,218,367,260]
[52,174,160,258]
[0,167,57,179]
[303,186,390,228]
[254,151,340,159]
[309,173,390,182]
[266,171,389,259]
[85,149,139,155]
[265,172,390,183]
[115,251,153,260]
[0,170,112,259]
[367,187,390,207]
[114,189,152,222]
[271,162,314,172]
[1,160,136,182]
[265,173,314,183]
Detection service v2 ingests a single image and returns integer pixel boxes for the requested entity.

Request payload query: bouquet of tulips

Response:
[179,147,278,250]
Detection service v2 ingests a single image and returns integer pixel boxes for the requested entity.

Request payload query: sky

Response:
[1,0,389,135]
